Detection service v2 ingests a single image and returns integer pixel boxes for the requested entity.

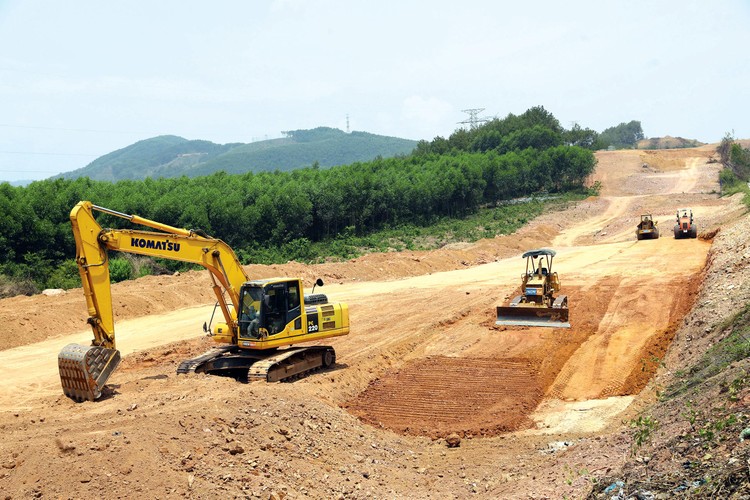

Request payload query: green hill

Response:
[58,127,417,181]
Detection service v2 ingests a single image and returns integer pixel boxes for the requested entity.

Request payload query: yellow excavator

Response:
[59,201,350,401]
[495,248,570,328]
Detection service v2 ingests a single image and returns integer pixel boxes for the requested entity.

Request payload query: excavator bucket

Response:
[58,343,121,402]
[495,305,570,328]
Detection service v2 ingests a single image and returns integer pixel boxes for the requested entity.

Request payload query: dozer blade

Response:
[496,306,570,329]
[58,343,121,402]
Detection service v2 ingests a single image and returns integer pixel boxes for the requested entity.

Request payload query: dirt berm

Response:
[0,145,746,498]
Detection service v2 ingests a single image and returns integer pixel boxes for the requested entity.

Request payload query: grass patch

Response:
[720,169,750,208]
[242,191,588,264]
[665,303,750,399]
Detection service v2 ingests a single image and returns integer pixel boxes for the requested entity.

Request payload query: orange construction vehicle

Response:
[674,208,697,239]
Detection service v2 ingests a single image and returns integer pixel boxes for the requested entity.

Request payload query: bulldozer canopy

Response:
[521,248,556,259]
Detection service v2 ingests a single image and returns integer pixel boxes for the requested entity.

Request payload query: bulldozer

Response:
[496,248,570,328]
[58,201,350,402]
[674,208,697,239]
[636,214,659,240]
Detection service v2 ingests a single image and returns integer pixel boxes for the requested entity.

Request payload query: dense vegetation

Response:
[0,106,598,297]
[717,134,750,207]
[598,120,644,149]
[414,106,603,155]
[57,128,417,181]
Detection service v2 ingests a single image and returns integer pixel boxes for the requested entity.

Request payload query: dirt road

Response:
[0,145,731,498]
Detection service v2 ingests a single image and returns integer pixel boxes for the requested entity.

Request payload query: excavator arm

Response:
[60,201,250,401]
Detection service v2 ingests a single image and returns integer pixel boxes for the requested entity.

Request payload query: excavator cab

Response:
[237,284,264,338]
[496,248,570,328]
[237,281,298,339]
[236,278,329,341]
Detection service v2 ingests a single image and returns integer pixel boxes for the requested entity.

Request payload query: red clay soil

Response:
[346,356,543,438]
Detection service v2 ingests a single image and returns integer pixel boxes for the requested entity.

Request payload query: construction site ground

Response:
[1,145,748,498]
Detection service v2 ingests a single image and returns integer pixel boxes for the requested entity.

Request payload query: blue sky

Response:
[1,0,748,182]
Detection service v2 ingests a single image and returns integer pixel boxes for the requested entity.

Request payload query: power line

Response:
[0,168,64,174]
[0,123,141,135]
[0,150,97,157]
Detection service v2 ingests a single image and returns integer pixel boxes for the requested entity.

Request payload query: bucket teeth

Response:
[58,344,121,402]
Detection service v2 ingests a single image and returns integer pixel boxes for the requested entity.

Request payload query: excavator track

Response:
[248,346,335,382]
[176,345,239,374]
[176,345,336,382]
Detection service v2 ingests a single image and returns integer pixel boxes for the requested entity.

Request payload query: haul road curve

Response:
[0,145,732,497]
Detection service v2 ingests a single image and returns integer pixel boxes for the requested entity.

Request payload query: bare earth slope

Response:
[0,145,744,498]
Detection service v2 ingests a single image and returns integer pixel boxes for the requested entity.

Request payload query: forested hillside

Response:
[57,128,417,181]
[1,106,597,297]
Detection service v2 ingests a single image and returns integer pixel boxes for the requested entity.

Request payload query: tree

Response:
[499,125,562,153]
[599,121,645,149]
[564,123,602,150]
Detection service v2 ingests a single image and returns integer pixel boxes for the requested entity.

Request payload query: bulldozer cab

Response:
[523,251,558,294]
[526,254,546,277]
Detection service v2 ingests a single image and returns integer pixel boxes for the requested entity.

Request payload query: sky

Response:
[1,0,748,183]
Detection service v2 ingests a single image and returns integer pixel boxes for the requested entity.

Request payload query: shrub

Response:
[0,274,38,298]
[108,257,132,283]
[46,260,81,290]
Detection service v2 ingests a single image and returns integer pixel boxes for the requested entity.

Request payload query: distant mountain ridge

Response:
[57,127,418,181]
